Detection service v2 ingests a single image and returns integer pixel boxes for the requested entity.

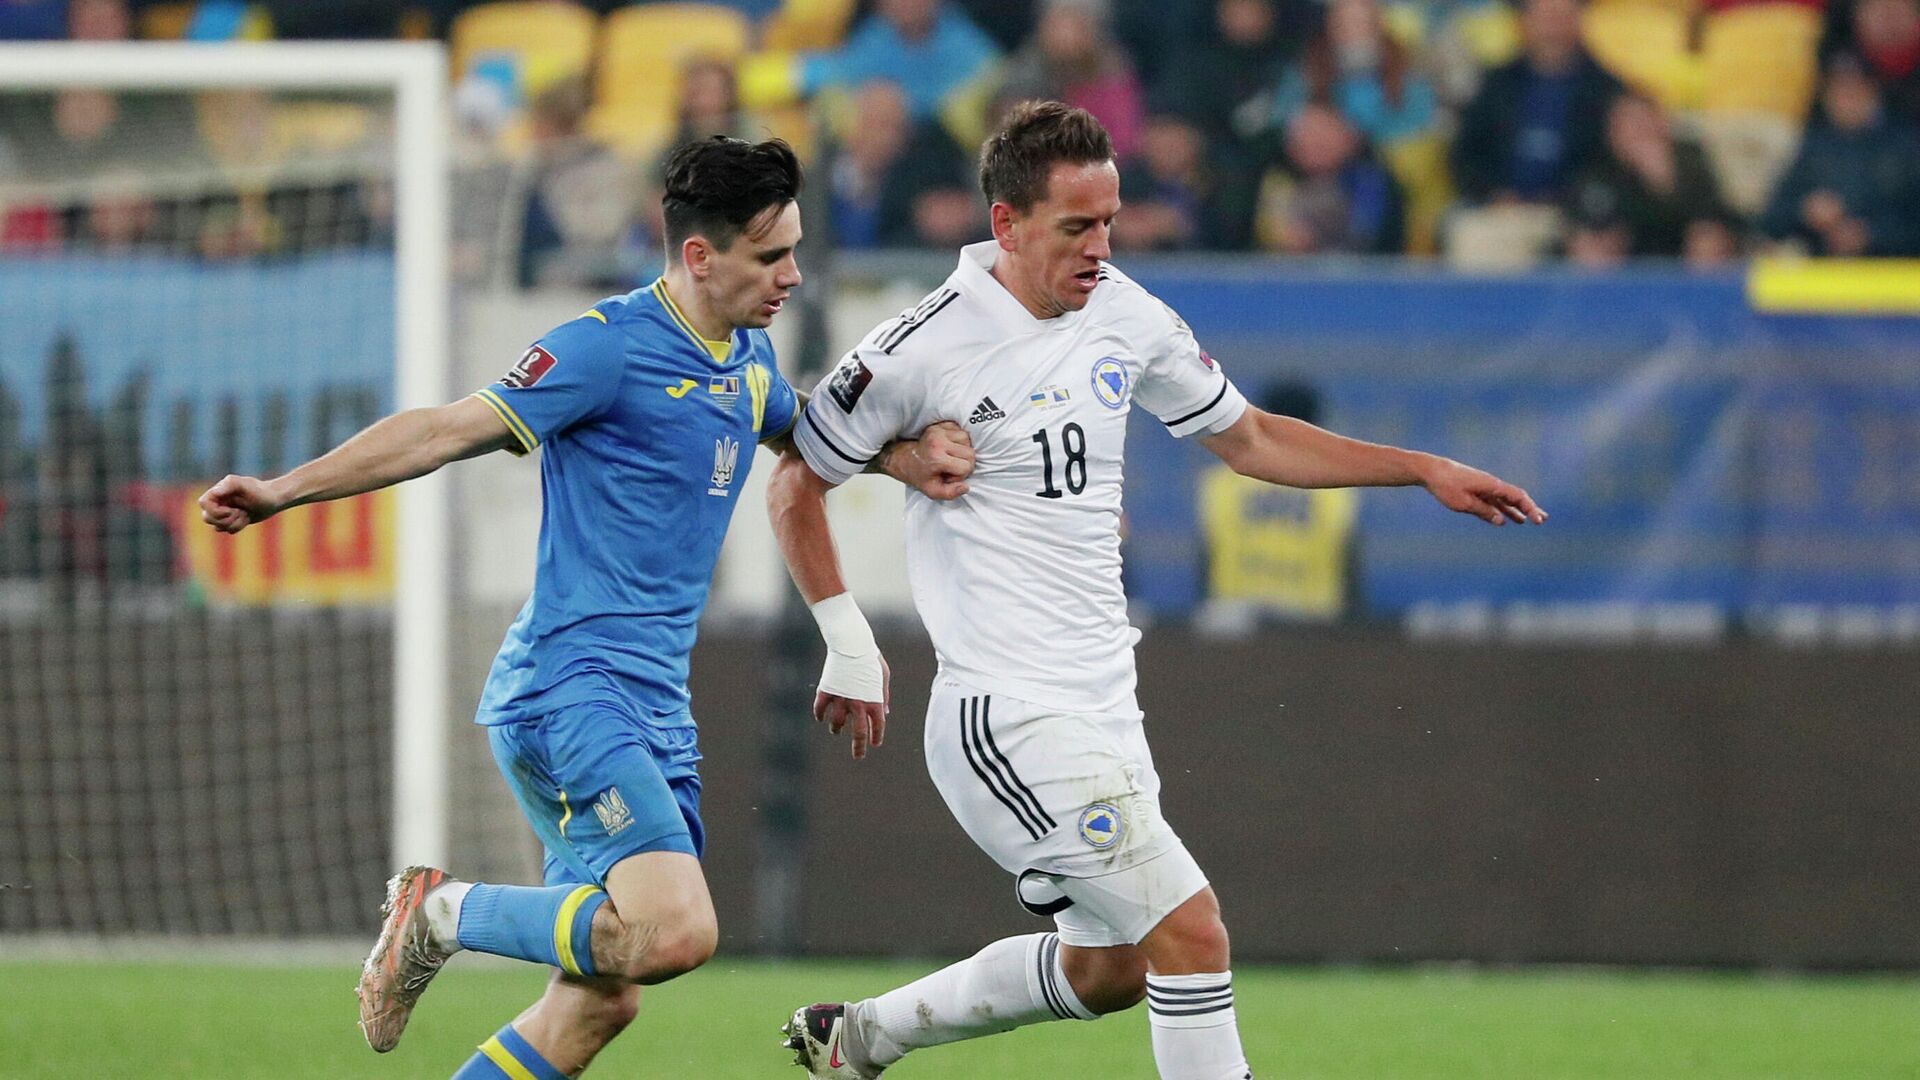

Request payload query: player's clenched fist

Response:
[898,420,976,500]
[198,474,284,533]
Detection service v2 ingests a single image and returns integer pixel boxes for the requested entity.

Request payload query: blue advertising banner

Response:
[1118,265,1920,623]
[0,253,395,598]
[0,252,394,472]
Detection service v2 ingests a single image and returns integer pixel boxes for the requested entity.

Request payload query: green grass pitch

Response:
[7,958,1916,1078]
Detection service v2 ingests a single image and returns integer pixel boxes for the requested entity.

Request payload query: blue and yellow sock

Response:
[456,882,608,977]
[452,1023,567,1080]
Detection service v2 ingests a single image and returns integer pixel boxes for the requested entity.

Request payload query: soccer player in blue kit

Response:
[197,137,973,1078]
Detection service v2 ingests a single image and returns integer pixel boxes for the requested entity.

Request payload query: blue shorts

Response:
[487,702,704,888]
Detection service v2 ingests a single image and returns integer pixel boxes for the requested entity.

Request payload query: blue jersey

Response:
[471,280,799,728]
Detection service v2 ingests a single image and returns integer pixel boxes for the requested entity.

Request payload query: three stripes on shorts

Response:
[958,695,1055,841]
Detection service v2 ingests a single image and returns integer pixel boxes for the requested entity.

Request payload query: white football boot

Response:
[782,1001,880,1078]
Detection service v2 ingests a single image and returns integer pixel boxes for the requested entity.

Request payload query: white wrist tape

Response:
[809,592,884,703]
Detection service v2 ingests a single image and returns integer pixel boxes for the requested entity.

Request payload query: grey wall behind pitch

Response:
[686,626,1920,968]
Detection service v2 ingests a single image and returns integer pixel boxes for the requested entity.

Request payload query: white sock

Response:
[421,880,471,953]
[848,932,1092,1072]
[1147,971,1252,1080]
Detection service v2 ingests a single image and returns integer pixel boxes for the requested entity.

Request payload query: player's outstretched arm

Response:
[198,396,521,533]
[766,451,891,759]
[1200,407,1547,525]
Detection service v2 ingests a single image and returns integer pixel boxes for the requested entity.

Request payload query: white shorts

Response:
[924,674,1210,947]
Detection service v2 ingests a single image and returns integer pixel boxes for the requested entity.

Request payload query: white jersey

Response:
[794,241,1247,715]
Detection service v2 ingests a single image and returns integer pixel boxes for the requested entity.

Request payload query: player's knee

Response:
[1144,896,1233,974]
[645,917,718,982]
[1158,915,1231,972]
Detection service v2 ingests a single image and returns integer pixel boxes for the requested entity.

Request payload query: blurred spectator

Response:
[669,57,756,146]
[1761,55,1920,256]
[1385,0,1520,108]
[195,191,279,260]
[826,79,979,248]
[264,0,419,38]
[517,75,644,286]
[800,0,1001,132]
[0,0,67,39]
[66,0,122,38]
[1253,0,1441,151]
[1451,0,1621,205]
[181,1,272,41]
[1115,114,1255,250]
[1162,0,1312,145]
[82,172,158,252]
[1,0,207,180]
[644,0,779,16]
[1256,103,1404,253]
[627,59,762,265]
[1110,0,1215,86]
[954,0,1036,50]
[1849,0,1920,121]
[1001,0,1145,159]
[1563,95,1742,269]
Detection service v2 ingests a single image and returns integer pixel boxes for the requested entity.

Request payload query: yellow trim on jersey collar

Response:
[651,280,733,363]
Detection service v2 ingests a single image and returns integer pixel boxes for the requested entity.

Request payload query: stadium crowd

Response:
[2,0,1918,277]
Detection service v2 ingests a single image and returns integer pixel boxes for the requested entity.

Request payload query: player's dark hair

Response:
[978,101,1114,212]
[661,136,803,251]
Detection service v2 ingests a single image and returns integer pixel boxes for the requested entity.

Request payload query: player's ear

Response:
[681,236,712,279]
[991,202,1019,253]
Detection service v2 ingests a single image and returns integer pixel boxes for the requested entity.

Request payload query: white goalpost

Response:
[0,41,454,931]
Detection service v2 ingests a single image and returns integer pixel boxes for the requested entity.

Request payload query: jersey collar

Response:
[952,240,1087,336]
[651,279,735,365]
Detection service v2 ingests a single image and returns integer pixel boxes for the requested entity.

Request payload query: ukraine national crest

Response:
[1077,802,1122,850]
[593,788,634,835]
[709,436,740,496]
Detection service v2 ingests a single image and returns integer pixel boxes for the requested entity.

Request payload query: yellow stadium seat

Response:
[1700,3,1821,120]
[1583,0,1705,110]
[451,1,599,96]
[586,4,752,158]
[762,0,859,51]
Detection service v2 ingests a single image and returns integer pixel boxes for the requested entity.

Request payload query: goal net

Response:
[0,44,454,938]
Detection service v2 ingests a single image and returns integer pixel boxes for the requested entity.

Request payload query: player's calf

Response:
[1061,942,1149,1014]
[784,932,1098,1078]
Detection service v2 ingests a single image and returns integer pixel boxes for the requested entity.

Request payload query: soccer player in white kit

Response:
[769,102,1547,1080]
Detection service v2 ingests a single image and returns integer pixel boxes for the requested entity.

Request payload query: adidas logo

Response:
[968,396,1006,424]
